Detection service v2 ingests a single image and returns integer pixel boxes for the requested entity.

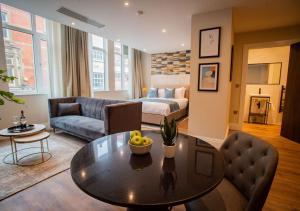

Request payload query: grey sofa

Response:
[185,131,278,211]
[48,97,142,141]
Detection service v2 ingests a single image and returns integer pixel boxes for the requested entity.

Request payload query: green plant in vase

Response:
[160,117,178,158]
[0,69,25,105]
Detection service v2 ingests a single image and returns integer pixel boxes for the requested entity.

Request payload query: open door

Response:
[281,42,300,143]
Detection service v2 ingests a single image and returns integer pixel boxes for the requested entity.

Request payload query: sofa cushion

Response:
[50,115,105,140]
[185,179,248,211]
[75,97,124,121]
[57,103,81,116]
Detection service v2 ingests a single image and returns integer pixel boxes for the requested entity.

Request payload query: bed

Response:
[136,86,189,125]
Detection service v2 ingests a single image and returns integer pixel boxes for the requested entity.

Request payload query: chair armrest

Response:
[48,97,77,118]
[104,102,142,135]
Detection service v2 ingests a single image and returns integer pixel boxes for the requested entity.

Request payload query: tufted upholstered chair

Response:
[185,131,278,211]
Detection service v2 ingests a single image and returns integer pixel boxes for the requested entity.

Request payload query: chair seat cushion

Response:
[185,179,248,211]
[50,115,105,140]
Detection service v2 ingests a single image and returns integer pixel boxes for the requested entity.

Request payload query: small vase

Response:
[163,143,176,158]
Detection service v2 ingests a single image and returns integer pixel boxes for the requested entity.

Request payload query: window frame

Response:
[88,34,108,91]
[1,4,51,95]
[114,42,129,91]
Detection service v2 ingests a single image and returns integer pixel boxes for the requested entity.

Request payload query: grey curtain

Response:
[132,49,144,99]
[62,25,91,97]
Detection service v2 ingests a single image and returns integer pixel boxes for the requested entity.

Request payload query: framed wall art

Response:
[199,27,221,58]
[198,63,219,91]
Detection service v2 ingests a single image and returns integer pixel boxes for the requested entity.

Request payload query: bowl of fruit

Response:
[128,130,153,155]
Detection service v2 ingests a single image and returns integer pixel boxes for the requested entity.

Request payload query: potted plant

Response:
[160,117,178,158]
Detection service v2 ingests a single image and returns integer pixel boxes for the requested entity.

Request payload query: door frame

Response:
[238,39,300,129]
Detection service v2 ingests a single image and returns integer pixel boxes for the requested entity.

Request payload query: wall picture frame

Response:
[199,27,221,58]
[198,63,219,91]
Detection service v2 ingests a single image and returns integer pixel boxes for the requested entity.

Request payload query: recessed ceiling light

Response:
[181,43,185,47]
[143,48,147,51]
[162,28,167,33]
[124,1,129,7]
[71,22,75,25]
[116,39,121,42]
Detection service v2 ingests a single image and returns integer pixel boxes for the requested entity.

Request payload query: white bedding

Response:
[142,98,188,116]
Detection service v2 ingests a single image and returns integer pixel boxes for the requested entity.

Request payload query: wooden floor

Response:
[0,122,299,211]
[242,123,300,211]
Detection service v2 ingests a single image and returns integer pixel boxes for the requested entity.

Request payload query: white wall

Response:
[188,8,233,140]
[243,46,290,125]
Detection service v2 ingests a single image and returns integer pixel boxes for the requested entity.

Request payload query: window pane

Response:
[92,34,103,48]
[3,29,36,92]
[91,34,106,91]
[115,52,122,90]
[123,56,129,90]
[35,15,46,34]
[0,3,32,30]
[40,40,49,92]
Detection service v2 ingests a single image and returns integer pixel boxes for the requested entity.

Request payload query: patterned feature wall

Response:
[151,50,191,75]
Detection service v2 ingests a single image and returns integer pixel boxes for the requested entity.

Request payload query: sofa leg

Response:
[53,128,56,134]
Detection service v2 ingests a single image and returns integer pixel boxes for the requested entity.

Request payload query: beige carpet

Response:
[0,132,85,200]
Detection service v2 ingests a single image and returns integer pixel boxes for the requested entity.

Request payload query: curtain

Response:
[62,25,91,97]
[132,49,144,99]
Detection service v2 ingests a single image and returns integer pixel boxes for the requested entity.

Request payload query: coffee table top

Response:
[0,124,45,137]
[70,131,224,208]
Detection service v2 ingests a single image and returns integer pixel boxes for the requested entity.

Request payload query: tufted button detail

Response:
[228,159,232,164]
[250,160,255,166]
[237,151,241,156]
[240,169,244,174]
[248,142,252,148]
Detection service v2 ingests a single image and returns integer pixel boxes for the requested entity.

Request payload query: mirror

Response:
[247,62,282,85]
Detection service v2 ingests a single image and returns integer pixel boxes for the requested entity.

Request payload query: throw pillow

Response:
[175,87,186,99]
[147,88,158,98]
[58,103,81,116]
[164,88,175,98]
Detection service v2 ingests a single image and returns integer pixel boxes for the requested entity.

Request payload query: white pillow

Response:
[175,87,186,99]
[158,88,165,98]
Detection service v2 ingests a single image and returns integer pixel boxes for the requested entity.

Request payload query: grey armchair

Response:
[185,131,279,211]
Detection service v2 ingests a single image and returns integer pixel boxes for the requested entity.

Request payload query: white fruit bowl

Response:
[128,139,153,155]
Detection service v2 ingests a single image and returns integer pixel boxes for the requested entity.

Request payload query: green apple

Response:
[130,130,142,139]
[142,136,152,146]
[130,136,143,146]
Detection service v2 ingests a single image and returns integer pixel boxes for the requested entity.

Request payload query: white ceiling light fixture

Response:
[71,22,75,25]
[162,28,167,33]
[143,48,147,51]
[124,1,129,7]
[181,43,185,47]
[116,39,121,42]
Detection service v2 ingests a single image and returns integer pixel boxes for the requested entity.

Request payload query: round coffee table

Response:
[70,130,224,210]
[0,124,51,166]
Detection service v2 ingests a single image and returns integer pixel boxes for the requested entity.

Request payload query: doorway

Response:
[242,46,290,127]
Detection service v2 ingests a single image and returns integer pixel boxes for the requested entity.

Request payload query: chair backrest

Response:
[220,131,278,211]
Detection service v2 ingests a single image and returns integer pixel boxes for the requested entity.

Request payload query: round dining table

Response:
[70,130,224,211]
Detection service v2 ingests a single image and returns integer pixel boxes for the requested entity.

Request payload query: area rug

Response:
[0,132,85,200]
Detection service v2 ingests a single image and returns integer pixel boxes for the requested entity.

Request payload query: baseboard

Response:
[229,123,242,131]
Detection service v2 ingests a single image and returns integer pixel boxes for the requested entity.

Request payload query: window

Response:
[114,42,129,90]
[0,3,51,94]
[89,34,107,91]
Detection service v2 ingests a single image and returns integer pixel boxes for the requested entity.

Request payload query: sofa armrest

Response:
[48,97,77,118]
[104,102,142,135]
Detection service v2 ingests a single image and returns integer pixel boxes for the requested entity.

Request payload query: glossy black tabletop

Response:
[70,131,224,208]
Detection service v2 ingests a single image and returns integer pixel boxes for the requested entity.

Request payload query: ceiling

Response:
[2,0,300,54]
